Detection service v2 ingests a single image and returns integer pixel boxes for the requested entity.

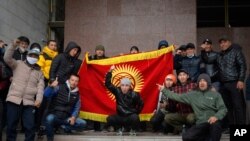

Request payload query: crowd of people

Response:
[0,36,249,141]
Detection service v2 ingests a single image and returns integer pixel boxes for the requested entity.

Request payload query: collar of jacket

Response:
[25,60,41,70]
[64,53,76,61]
[221,45,233,54]
[66,80,79,92]
[42,46,58,58]
[119,88,134,97]
[197,85,212,93]
[93,55,107,60]
[16,48,28,54]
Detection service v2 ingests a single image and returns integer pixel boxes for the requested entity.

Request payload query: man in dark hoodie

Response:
[158,74,227,141]
[49,41,82,84]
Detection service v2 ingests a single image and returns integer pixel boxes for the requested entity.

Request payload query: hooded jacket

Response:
[105,71,144,116]
[37,46,58,80]
[49,42,81,84]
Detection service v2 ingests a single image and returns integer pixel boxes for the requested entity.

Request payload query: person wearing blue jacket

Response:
[44,74,86,141]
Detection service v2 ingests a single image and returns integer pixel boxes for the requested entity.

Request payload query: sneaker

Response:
[107,126,115,132]
[116,128,123,136]
[37,126,46,137]
[129,129,136,136]
[222,128,230,134]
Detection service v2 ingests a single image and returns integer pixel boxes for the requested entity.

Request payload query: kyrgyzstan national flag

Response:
[78,46,174,122]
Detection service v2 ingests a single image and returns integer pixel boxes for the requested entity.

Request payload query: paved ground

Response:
[2,130,230,141]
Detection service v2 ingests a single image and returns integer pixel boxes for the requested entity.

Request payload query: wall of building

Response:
[65,0,196,58]
[0,0,49,45]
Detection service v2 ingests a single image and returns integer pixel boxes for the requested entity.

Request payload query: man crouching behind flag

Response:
[105,65,144,136]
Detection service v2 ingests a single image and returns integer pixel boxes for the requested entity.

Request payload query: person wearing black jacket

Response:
[217,37,247,125]
[176,43,202,82]
[45,75,86,141]
[200,39,220,91]
[174,45,186,72]
[49,41,82,84]
[89,45,108,60]
[88,45,108,131]
[105,65,144,136]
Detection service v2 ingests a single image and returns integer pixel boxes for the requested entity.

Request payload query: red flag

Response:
[79,46,174,122]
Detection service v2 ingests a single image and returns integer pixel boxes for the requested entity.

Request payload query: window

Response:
[48,0,65,53]
[197,0,250,27]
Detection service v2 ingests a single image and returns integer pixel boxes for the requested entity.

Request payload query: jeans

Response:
[150,110,165,131]
[0,88,8,140]
[182,121,222,141]
[212,81,220,92]
[6,102,35,141]
[46,114,86,140]
[36,97,51,129]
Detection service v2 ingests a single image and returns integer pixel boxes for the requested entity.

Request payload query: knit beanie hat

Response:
[177,69,189,76]
[95,45,105,51]
[197,73,211,87]
[158,40,169,49]
[120,78,131,86]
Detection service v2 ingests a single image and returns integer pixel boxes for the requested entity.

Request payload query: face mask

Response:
[18,47,27,53]
[27,56,38,65]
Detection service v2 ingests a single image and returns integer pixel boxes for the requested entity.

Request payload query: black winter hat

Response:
[197,73,211,86]
[177,69,189,75]
[186,43,195,49]
[178,45,186,51]
[30,43,42,52]
[130,46,139,52]
[218,36,231,43]
[158,40,169,49]
[203,39,212,44]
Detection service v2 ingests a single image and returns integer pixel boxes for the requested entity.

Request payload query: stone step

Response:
[3,132,230,141]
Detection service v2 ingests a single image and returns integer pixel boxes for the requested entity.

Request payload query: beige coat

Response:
[4,45,44,106]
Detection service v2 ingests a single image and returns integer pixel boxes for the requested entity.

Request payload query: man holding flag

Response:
[105,65,144,136]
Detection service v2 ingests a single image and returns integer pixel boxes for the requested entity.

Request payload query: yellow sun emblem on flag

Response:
[107,64,144,101]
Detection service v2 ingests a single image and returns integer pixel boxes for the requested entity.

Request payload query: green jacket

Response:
[162,88,227,124]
